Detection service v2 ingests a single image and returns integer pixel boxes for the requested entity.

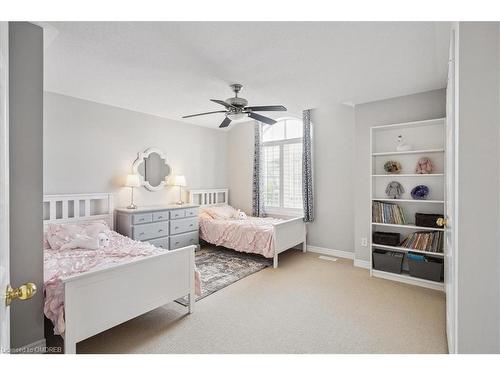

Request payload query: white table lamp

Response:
[168,175,187,205]
[125,174,141,209]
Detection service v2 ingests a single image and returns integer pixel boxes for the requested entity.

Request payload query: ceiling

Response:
[42,22,451,129]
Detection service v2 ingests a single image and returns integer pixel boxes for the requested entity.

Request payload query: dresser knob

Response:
[159,229,163,232]
[139,232,145,236]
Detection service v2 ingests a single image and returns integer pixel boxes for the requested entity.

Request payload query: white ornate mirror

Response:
[132,148,171,191]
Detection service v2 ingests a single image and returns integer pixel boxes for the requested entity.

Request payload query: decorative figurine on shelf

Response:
[411,185,430,200]
[385,181,405,199]
[384,160,402,174]
[396,135,412,151]
[415,157,433,174]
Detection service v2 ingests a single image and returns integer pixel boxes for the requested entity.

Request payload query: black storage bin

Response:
[415,213,443,228]
[372,249,404,273]
[408,254,444,281]
[373,231,400,246]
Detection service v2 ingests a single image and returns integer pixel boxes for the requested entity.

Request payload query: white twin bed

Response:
[43,193,197,354]
[189,189,307,268]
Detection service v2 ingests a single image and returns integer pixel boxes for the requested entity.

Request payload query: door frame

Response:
[0,21,9,353]
[445,22,460,355]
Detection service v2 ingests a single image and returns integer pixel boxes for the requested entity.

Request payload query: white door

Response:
[444,26,458,354]
[0,21,10,353]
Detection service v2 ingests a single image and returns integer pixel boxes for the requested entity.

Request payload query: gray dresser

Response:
[115,205,199,250]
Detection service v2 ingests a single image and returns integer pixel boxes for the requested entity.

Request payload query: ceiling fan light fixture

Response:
[227,112,248,122]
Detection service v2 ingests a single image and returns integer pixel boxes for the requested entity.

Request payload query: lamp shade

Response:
[167,174,187,187]
[125,174,141,187]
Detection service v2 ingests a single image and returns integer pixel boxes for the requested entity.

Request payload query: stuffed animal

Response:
[385,181,405,199]
[233,209,248,220]
[61,232,110,251]
[415,157,433,174]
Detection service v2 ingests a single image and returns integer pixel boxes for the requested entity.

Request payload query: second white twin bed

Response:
[190,189,307,268]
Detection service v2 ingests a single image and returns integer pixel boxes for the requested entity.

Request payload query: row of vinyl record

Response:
[372,201,407,224]
[400,231,444,253]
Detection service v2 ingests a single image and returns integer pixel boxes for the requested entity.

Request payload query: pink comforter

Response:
[199,216,282,258]
[44,231,201,335]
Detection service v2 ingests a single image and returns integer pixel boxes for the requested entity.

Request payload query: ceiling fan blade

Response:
[248,112,277,125]
[182,110,226,119]
[219,117,232,128]
[245,105,287,112]
[210,99,236,109]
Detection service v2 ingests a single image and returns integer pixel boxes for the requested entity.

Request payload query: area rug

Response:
[177,246,272,305]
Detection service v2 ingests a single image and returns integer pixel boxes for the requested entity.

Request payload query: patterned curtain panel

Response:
[252,122,265,217]
[302,109,314,222]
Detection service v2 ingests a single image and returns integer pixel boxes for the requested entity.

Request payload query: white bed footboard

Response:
[273,217,307,268]
[63,245,196,354]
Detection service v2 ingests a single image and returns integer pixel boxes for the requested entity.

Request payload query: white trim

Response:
[0,21,9,353]
[354,259,370,269]
[11,339,47,354]
[307,245,354,260]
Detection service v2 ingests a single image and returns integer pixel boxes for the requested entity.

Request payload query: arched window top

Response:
[262,117,303,143]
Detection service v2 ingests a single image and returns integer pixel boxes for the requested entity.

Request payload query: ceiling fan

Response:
[182,84,287,128]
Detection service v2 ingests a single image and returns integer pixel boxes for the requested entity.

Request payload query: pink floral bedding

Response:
[44,230,201,335]
[199,215,282,258]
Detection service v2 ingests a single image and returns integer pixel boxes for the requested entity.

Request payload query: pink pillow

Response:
[46,220,110,250]
[204,205,238,220]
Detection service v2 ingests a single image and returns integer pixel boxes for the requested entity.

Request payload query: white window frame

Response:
[261,118,303,216]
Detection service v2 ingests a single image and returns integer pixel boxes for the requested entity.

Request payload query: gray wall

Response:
[9,22,44,349]
[455,22,500,353]
[353,89,446,261]
[44,92,228,207]
[227,105,356,253]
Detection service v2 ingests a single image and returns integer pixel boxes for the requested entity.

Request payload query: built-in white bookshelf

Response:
[369,118,446,291]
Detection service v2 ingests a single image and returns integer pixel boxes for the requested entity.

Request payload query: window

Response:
[262,118,303,212]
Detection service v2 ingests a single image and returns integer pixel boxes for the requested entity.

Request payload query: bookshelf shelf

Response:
[370,117,446,290]
[372,198,444,204]
[372,148,444,157]
[371,269,444,291]
[371,222,445,232]
[372,173,444,177]
[372,243,444,257]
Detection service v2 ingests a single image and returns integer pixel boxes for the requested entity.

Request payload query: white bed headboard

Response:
[189,189,228,206]
[43,193,114,228]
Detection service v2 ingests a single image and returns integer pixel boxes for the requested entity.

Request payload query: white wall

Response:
[44,92,228,207]
[227,104,356,253]
[353,89,446,261]
[455,22,500,353]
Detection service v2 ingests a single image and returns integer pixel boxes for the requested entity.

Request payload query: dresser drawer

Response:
[170,232,199,250]
[184,207,198,218]
[133,221,169,241]
[148,237,169,250]
[170,217,198,235]
[152,211,169,222]
[133,213,152,225]
[169,209,185,220]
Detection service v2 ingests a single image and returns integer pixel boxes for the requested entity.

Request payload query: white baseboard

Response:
[307,245,354,260]
[11,338,46,354]
[354,259,370,269]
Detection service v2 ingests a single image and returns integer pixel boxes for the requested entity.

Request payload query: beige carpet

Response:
[77,249,447,354]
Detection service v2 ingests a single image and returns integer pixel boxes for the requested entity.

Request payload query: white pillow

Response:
[204,204,239,220]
